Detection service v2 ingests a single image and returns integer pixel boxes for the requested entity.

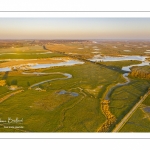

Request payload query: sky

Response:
[0,18,150,40]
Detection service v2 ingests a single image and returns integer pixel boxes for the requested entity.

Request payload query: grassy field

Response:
[99,60,141,69]
[0,61,148,132]
[0,40,150,132]
[0,61,126,132]
[0,45,64,59]
[45,41,150,58]
[119,95,150,132]
[0,53,64,59]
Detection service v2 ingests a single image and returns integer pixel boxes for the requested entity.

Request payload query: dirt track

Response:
[112,89,150,132]
[0,89,24,103]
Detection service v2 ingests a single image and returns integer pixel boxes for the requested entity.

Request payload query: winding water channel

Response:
[105,73,130,100]
[22,72,72,89]
[100,56,150,100]
[0,55,149,99]
[0,60,79,90]
[0,60,84,72]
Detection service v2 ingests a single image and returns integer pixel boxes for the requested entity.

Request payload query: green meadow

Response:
[120,95,150,132]
[0,41,150,132]
[0,61,125,132]
[0,45,64,59]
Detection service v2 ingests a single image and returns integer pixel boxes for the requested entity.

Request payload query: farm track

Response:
[112,89,150,132]
[0,89,24,103]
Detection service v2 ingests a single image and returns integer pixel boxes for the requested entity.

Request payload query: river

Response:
[22,72,72,89]
[90,55,150,100]
[28,55,149,99]
[0,60,84,72]
[89,55,147,62]
[0,55,149,99]
[105,73,130,100]
[0,59,82,90]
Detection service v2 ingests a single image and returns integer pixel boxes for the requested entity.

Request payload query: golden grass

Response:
[0,80,6,86]
[97,100,116,132]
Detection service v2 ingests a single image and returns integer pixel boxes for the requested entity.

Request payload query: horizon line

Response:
[0,38,150,41]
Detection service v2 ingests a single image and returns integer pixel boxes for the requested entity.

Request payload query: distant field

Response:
[0,45,64,59]
[45,41,150,58]
[0,45,45,53]
[0,53,65,59]
[99,60,141,69]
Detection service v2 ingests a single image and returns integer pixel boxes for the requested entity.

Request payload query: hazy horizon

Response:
[0,38,150,41]
[0,18,150,40]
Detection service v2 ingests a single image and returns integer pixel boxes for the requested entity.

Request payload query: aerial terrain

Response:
[0,40,149,132]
